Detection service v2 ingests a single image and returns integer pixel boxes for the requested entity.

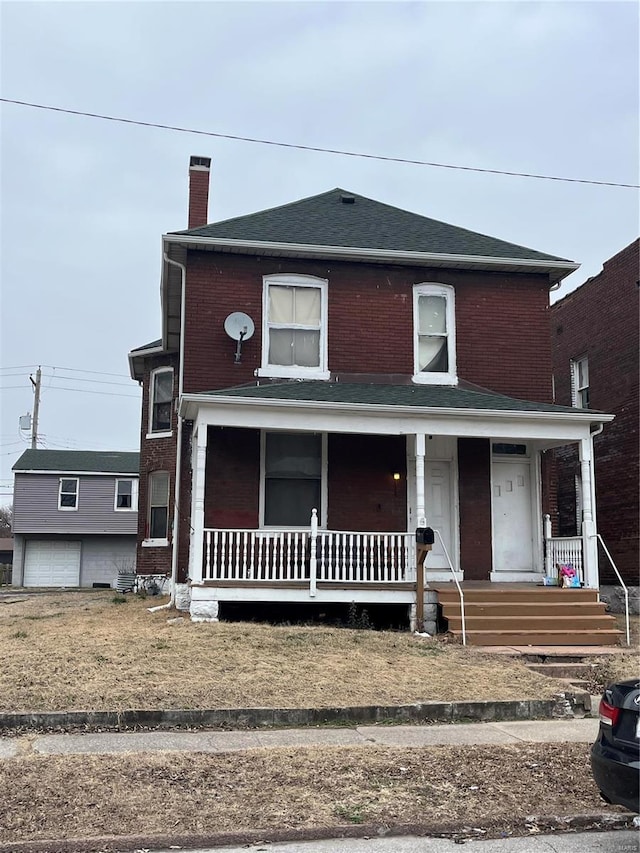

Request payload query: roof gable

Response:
[171,188,570,264]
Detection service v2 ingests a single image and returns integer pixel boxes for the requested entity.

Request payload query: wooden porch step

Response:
[441,602,607,617]
[432,587,599,604]
[459,630,623,647]
[446,615,618,632]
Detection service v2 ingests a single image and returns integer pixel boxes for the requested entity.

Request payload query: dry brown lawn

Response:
[0,742,627,847]
[1,591,637,713]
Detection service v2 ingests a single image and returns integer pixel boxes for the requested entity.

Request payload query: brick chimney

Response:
[188,155,211,228]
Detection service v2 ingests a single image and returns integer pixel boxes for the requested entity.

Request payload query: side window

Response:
[147,472,169,541]
[259,274,329,379]
[58,478,78,510]
[262,432,323,527]
[413,283,457,384]
[571,357,589,408]
[115,478,138,512]
[149,368,173,434]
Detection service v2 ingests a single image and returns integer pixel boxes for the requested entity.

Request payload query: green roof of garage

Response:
[13,450,140,474]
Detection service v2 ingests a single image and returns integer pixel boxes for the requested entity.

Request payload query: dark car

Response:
[591,679,640,813]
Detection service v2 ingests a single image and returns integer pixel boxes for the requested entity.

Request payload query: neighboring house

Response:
[551,239,639,600]
[12,450,139,588]
[128,156,619,643]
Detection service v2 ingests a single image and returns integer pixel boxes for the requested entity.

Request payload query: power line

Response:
[42,364,132,379]
[2,97,638,189]
[42,385,140,399]
[45,373,138,389]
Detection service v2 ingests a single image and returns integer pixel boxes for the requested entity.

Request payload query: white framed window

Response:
[258,274,329,379]
[571,357,589,408]
[148,368,173,436]
[260,431,326,527]
[114,478,138,512]
[412,283,457,385]
[58,477,79,511]
[145,471,169,544]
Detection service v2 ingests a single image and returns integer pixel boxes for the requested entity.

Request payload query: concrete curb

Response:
[0,693,591,732]
[0,813,634,853]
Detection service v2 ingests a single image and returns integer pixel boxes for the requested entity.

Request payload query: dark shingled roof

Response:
[196,381,586,415]
[13,450,139,474]
[130,339,162,352]
[172,188,571,264]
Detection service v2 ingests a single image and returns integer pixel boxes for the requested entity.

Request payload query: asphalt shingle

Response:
[172,188,572,263]
[13,450,140,474]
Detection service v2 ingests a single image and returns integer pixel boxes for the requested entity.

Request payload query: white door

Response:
[424,461,453,570]
[24,541,81,587]
[493,462,533,572]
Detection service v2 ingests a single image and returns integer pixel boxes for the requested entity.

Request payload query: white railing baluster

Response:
[205,531,212,580]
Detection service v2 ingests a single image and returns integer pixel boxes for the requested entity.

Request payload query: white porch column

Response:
[415,433,426,528]
[579,435,598,589]
[189,421,208,585]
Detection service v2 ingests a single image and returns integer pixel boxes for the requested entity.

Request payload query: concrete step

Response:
[526,662,596,679]
[453,629,623,647]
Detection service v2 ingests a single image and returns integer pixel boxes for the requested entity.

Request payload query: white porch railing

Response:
[543,515,584,584]
[202,523,415,586]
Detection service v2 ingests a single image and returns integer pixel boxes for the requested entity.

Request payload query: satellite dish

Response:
[224,312,255,364]
[224,312,255,342]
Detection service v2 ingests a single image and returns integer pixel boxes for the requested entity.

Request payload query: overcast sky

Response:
[1,0,638,504]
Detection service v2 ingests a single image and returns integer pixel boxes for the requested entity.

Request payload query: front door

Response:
[424,460,453,570]
[492,461,534,572]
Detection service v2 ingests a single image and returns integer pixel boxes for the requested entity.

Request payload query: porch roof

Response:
[188,381,594,415]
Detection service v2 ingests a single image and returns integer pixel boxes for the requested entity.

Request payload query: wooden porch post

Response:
[415,433,426,627]
[189,421,208,585]
[579,435,598,589]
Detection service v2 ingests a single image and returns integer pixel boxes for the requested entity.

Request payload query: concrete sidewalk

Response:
[0,717,600,759]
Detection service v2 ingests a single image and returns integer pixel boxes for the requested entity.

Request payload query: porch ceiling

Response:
[180,381,612,442]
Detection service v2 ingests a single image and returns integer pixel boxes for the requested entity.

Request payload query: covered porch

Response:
[180,381,613,624]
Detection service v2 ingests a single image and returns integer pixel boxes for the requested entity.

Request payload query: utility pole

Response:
[30,366,41,449]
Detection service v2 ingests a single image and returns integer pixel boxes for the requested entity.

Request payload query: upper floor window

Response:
[58,478,78,511]
[147,471,169,542]
[115,478,138,512]
[571,357,589,408]
[149,368,173,435]
[412,283,457,385]
[259,274,329,379]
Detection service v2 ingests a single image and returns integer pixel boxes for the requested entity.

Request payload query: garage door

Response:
[24,541,81,587]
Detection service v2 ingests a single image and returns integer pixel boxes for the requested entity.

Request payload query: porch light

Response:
[393,472,401,481]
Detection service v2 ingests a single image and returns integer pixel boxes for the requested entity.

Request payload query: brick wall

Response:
[135,354,178,577]
[182,253,553,401]
[551,239,639,583]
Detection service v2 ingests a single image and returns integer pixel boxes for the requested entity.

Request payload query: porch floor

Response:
[431,582,623,647]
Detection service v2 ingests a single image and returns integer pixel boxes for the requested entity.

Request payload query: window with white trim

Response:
[149,368,173,434]
[262,432,323,527]
[259,274,329,378]
[571,357,589,408]
[412,283,457,384]
[58,478,78,510]
[147,472,169,541]
[115,478,138,512]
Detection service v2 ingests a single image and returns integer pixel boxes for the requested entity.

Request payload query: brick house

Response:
[551,239,639,602]
[128,156,621,644]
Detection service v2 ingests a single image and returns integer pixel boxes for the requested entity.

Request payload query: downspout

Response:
[149,252,186,611]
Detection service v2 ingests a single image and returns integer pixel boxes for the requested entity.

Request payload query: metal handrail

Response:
[592,533,630,647]
[434,529,466,646]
